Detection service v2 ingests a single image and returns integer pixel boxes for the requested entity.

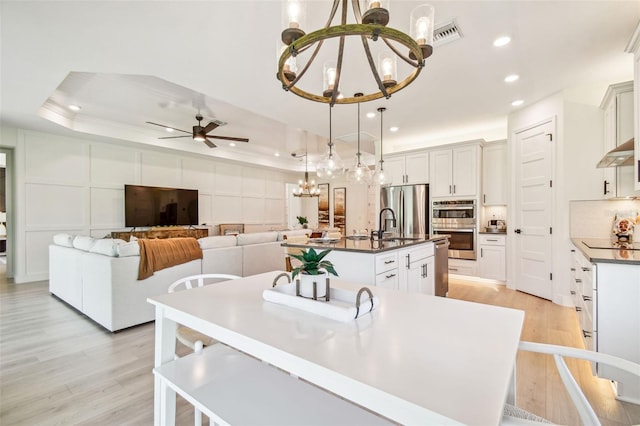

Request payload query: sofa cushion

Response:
[53,233,75,247]
[198,235,237,249]
[117,241,140,257]
[73,235,96,251]
[236,231,278,246]
[89,238,127,257]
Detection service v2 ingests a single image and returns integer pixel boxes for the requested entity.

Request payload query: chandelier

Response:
[293,152,320,197]
[277,0,435,105]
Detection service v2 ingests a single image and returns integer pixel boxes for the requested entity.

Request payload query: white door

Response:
[514,120,554,300]
[384,156,406,186]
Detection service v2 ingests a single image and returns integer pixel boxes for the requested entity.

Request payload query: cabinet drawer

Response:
[478,234,505,246]
[375,252,399,274]
[375,269,399,290]
[448,258,477,276]
[401,244,434,264]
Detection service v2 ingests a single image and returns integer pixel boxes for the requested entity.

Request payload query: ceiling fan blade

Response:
[158,135,191,139]
[146,121,191,134]
[203,121,219,134]
[203,138,217,148]
[208,135,250,143]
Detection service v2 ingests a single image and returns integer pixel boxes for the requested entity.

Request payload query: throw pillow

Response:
[117,241,140,257]
[89,238,127,257]
[72,235,96,251]
[53,233,75,247]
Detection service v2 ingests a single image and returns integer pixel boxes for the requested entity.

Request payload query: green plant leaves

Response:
[290,248,338,280]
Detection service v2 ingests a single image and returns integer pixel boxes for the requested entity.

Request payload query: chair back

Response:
[168,273,241,293]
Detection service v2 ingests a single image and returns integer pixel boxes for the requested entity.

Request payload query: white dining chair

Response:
[168,273,240,426]
[502,341,640,425]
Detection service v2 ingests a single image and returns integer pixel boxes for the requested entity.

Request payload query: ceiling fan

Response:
[146,114,249,148]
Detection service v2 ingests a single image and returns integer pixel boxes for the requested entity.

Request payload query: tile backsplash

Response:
[570,199,640,238]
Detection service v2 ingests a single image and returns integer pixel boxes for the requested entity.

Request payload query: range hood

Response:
[597,138,634,168]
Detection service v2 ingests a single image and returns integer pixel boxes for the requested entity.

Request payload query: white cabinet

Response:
[397,243,435,295]
[429,144,480,198]
[478,234,506,281]
[625,22,640,191]
[482,141,507,205]
[571,244,640,403]
[600,81,636,198]
[447,258,477,277]
[384,151,429,185]
[374,251,399,290]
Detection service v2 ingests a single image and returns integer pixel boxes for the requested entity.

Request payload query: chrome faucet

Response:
[375,208,397,240]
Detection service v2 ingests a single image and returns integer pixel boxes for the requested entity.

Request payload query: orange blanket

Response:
[137,238,203,280]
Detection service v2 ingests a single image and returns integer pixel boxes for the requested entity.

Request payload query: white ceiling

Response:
[1,1,639,172]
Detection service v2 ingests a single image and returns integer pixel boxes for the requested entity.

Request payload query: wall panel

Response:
[90,144,138,187]
[214,195,242,223]
[25,231,56,278]
[24,132,87,185]
[242,197,265,223]
[140,152,181,187]
[242,167,265,197]
[25,183,86,229]
[198,193,213,226]
[182,158,215,193]
[265,198,285,224]
[215,163,242,195]
[91,187,124,228]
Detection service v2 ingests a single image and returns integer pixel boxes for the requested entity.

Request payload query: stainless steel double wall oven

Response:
[431,200,477,260]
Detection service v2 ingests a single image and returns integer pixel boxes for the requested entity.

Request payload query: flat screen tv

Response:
[124,185,198,227]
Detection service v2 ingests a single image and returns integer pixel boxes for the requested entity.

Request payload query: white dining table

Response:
[148,270,524,425]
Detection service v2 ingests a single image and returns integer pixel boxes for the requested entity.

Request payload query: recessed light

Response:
[68,104,81,111]
[390,126,399,132]
[504,74,519,83]
[229,142,236,147]
[493,36,511,47]
[511,99,524,106]
[366,112,376,119]
[165,127,174,133]
[275,152,280,157]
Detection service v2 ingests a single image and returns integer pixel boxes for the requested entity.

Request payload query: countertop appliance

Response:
[434,238,449,297]
[380,184,429,237]
[431,200,477,260]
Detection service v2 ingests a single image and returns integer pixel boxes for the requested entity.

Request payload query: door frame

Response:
[0,147,14,279]
[507,116,556,296]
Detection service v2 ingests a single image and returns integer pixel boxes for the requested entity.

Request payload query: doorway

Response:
[513,119,554,300]
[0,148,11,281]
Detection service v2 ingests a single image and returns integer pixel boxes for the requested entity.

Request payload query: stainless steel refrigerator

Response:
[380,184,429,236]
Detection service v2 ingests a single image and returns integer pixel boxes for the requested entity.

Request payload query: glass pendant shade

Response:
[277,44,298,81]
[347,92,371,184]
[323,60,338,98]
[281,0,306,45]
[316,148,345,179]
[377,51,397,88]
[372,162,388,185]
[409,4,435,59]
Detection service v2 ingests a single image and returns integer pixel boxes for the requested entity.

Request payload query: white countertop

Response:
[149,271,524,425]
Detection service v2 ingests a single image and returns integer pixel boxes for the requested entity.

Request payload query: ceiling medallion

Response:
[277,0,435,105]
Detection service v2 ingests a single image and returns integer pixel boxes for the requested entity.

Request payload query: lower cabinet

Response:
[571,245,640,403]
[448,258,477,277]
[478,234,506,281]
[398,244,435,295]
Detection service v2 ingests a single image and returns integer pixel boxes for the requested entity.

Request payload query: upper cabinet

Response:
[383,151,429,186]
[600,81,635,198]
[429,143,481,198]
[482,141,507,205]
[625,22,640,191]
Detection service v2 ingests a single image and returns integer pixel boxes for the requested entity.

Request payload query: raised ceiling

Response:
[1,1,639,171]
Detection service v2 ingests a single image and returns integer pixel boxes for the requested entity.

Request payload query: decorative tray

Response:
[309,238,340,243]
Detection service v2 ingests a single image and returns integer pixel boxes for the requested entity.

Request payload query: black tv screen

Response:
[124,185,198,227]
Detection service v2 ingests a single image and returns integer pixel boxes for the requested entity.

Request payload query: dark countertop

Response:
[571,238,640,265]
[282,234,448,254]
[479,230,507,235]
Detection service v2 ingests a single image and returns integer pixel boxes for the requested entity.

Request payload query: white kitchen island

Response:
[282,235,447,295]
[148,270,524,425]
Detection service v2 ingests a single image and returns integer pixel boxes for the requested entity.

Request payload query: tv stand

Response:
[111,228,208,242]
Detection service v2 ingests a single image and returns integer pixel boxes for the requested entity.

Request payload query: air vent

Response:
[212,119,226,127]
[433,20,462,47]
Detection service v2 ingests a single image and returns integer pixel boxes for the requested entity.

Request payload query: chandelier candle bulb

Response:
[281,0,306,45]
[409,4,435,60]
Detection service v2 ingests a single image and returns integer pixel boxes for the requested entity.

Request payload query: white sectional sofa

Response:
[49,230,310,332]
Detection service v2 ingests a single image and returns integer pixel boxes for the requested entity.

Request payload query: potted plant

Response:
[290,247,338,298]
[296,215,309,229]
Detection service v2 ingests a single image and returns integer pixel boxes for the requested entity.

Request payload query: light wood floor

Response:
[1,267,639,425]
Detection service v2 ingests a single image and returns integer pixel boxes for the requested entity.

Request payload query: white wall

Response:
[507,91,605,306]
[7,127,298,283]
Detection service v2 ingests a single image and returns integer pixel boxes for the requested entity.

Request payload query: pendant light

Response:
[372,107,388,185]
[316,104,345,179]
[347,93,372,184]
